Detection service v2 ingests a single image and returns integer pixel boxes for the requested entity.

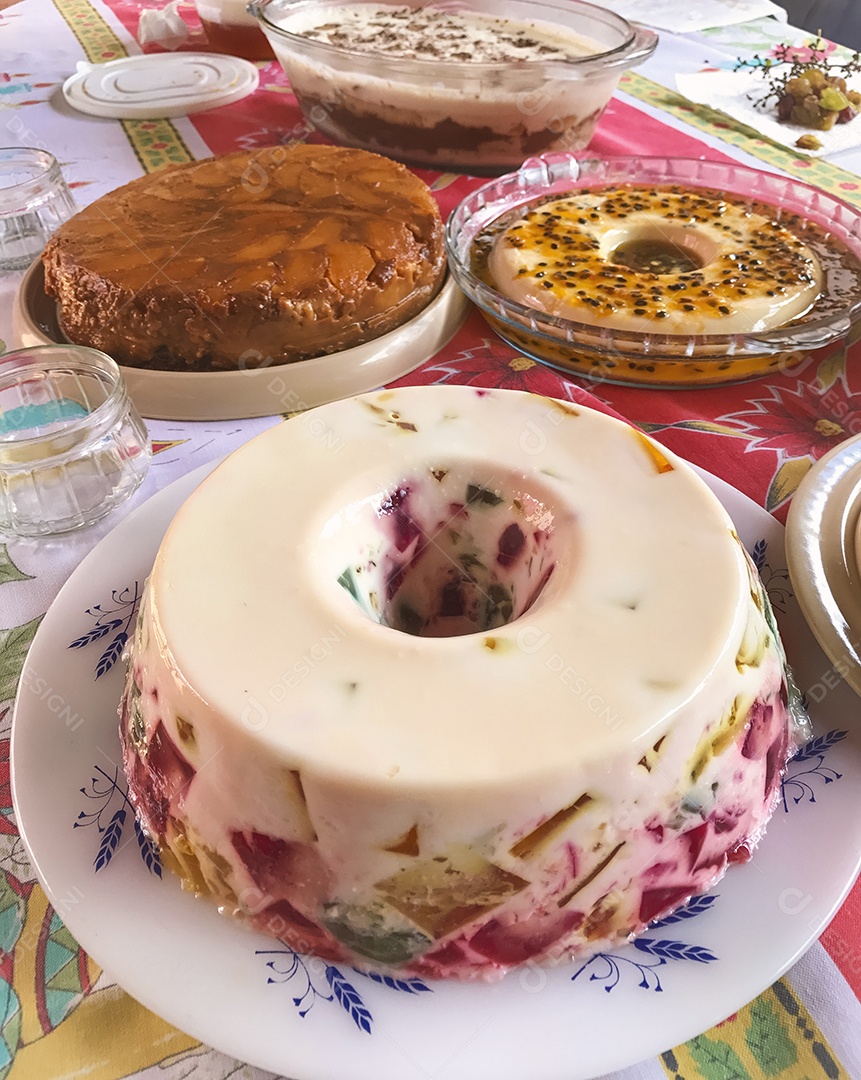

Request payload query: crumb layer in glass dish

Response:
[41,145,445,371]
[119,386,802,980]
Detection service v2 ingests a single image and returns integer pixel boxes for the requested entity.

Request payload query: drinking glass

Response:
[0,148,76,272]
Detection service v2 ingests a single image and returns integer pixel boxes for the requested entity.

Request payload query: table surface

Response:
[1,2,861,1078]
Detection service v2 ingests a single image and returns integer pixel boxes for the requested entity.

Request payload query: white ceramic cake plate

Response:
[11,461,861,1080]
[12,261,468,421]
[786,433,861,697]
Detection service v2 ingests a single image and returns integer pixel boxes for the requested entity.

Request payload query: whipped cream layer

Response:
[283,4,600,61]
[489,187,823,335]
[120,387,801,979]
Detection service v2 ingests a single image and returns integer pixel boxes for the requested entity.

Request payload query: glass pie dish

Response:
[444,154,861,388]
[249,0,657,175]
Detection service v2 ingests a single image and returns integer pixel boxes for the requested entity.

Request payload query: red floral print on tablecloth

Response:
[393,336,624,419]
[721,381,858,459]
[0,730,14,837]
[716,349,861,511]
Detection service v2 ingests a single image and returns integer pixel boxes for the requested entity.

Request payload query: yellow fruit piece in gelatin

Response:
[375,845,528,938]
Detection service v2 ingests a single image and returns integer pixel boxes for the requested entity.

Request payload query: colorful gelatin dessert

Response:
[120,386,806,980]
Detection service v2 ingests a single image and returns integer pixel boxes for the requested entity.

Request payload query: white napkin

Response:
[137,0,191,49]
[676,68,861,157]
[605,0,786,33]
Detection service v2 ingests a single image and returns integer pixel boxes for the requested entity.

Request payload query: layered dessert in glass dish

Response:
[250,0,657,173]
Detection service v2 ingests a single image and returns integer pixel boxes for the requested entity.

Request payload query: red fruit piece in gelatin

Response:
[711,810,741,834]
[639,885,694,926]
[254,899,345,962]
[233,831,288,880]
[393,509,421,553]
[496,523,525,568]
[765,728,789,795]
[742,700,774,761]
[129,721,195,838]
[231,831,332,910]
[408,938,471,978]
[681,822,709,870]
[439,578,465,616]
[469,909,584,965]
[380,487,420,552]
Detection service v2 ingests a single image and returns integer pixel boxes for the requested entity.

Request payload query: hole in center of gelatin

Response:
[335,468,564,637]
[600,222,720,277]
[609,236,704,275]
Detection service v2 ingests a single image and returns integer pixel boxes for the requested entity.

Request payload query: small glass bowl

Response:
[249,0,657,175]
[0,346,151,537]
[444,154,861,388]
[0,149,77,273]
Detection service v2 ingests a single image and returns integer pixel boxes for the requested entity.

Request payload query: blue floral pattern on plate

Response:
[257,946,431,1033]
[782,730,847,811]
[571,894,719,994]
[75,764,161,876]
[68,582,142,679]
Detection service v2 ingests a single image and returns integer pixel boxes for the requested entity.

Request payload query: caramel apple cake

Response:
[42,145,446,371]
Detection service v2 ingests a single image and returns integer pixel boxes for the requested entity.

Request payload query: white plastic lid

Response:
[62,53,259,119]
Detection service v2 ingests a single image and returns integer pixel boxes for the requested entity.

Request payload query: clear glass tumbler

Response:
[0,148,77,272]
[0,346,151,537]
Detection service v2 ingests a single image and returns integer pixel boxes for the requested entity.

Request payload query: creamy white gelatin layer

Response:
[489,189,823,336]
[120,386,800,979]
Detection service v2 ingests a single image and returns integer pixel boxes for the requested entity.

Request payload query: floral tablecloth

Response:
[1,2,861,1078]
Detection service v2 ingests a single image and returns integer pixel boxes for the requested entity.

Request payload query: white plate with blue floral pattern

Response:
[10,460,861,1080]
